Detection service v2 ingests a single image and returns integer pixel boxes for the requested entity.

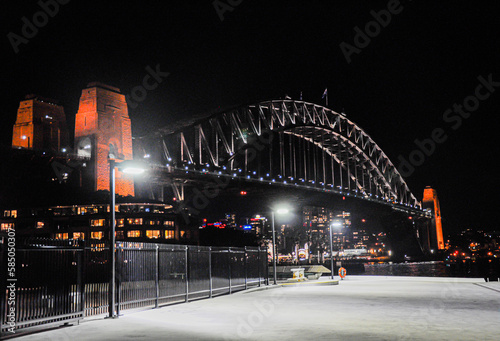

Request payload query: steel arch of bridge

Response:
[138,100,424,213]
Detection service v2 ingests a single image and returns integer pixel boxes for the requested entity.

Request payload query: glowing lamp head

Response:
[122,167,145,174]
[117,160,148,174]
[276,208,289,215]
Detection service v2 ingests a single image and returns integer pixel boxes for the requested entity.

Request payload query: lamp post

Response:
[329,221,342,280]
[108,159,147,318]
[270,207,289,285]
[271,211,277,285]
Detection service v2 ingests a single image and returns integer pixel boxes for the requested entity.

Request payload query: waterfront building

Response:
[0,202,198,244]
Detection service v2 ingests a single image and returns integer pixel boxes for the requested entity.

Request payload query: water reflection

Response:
[362,260,498,278]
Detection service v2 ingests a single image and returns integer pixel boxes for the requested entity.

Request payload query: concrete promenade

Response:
[14,276,500,341]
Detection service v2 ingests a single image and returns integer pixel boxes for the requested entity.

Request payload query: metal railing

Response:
[0,238,268,337]
[114,243,267,313]
[0,238,84,337]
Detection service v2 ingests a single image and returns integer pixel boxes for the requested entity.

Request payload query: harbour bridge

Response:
[134,100,443,253]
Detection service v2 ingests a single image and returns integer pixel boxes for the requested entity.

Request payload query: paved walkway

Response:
[13,276,500,341]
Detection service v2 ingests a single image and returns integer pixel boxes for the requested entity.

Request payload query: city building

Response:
[0,202,198,244]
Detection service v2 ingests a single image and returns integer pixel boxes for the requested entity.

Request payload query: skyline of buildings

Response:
[202,206,393,263]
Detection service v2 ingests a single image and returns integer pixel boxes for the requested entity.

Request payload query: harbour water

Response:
[357,260,500,279]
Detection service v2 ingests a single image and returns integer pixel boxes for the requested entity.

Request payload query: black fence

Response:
[0,238,268,337]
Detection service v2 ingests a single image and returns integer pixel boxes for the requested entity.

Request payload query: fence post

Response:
[155,244,159,309]
[80,241,87,318]
[265,247,269,286]
[244,247,248,290]
[116,243,122,317]
[208,247,212,298]
[0,238,5,337]
[257,247,261,287]
[76,243,84,319]
[185,246,189,302]
[228,248,232,295]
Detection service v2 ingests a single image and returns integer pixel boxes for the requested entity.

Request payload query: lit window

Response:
[36,221,45,229]
[127,230,141,238]
[90,219,105,227]
[1,223,15,231]
[165,230,175,239]
[3,210,17,218]
[55,233,69,240]
[117,219,124,227]
[78,207,88,215]
[149,220,160,225]
[73,232,85,240]
[106,205,120,213]
[91,231,104,240]
[164,220,175,227]
[180,230,186,238]
[146,230,160,239]
[127,218,143,225]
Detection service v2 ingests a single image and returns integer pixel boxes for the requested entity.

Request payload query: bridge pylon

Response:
[422,186,444,252]
[74,82,135,196]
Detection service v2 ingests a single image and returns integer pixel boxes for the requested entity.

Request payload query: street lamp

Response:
[21,135,30,149]
[271,207,289,285]
[108,159,148,318]
[329,220,342,280]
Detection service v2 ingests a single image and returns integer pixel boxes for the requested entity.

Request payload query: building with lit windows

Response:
[0,202,198,244]
[2,84,200,245]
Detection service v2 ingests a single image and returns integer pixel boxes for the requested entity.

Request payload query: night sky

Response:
[1,1,499,233]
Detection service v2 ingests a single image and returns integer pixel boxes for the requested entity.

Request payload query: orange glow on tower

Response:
[423,186,444,250]
[74,82,134,196]
[12,95,68,152]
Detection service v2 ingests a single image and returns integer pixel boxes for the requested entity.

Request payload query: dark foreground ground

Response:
[14,276,500,341]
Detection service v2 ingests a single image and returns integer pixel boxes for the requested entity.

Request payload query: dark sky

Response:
[1,1,499,233]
